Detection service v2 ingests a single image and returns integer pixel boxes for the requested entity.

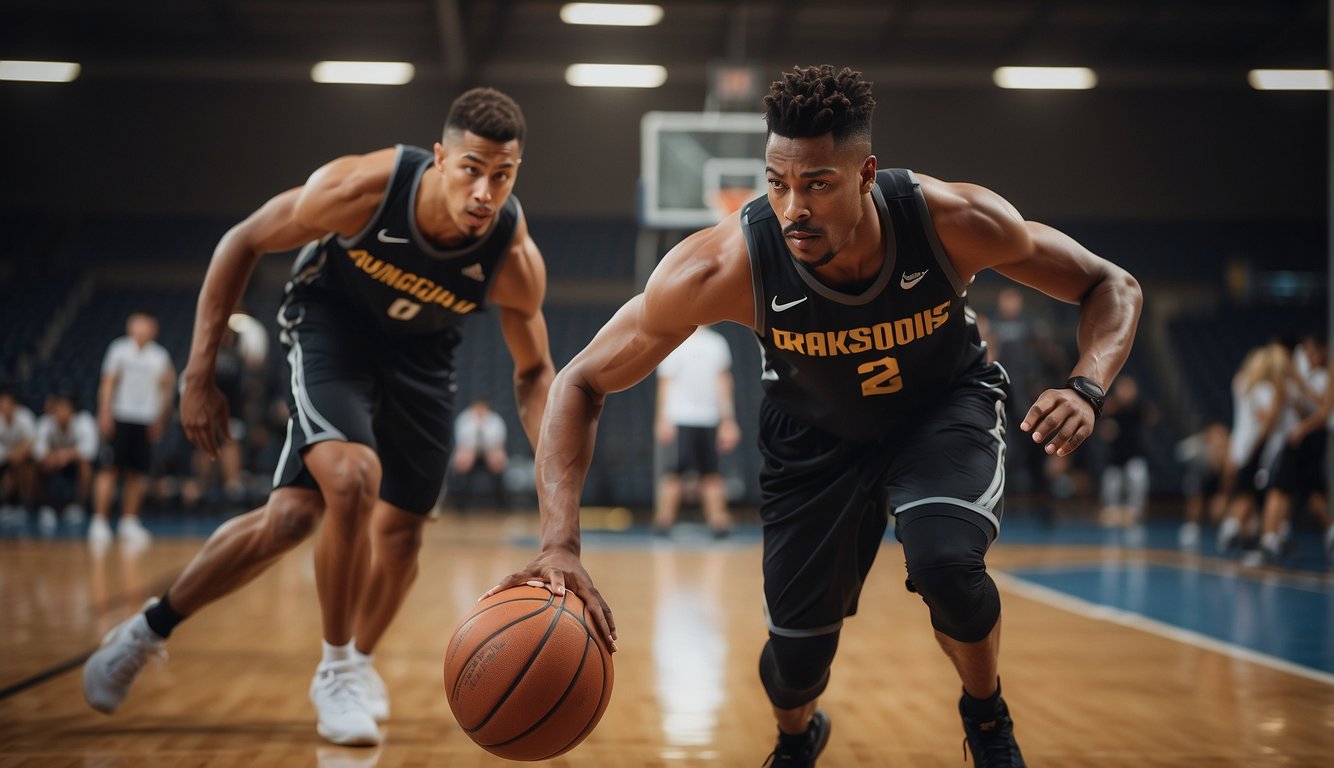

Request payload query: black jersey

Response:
[745,168,991,443]
[285,144,518,336]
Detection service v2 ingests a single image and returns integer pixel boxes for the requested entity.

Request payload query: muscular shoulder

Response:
[917,173,1031,278]
[643,214,755,332]
[295,147,398,237]
[490,208,547,315]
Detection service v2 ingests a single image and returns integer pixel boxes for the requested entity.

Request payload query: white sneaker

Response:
[1217,516,1240,552]
[1178,521,1200,549]
[356,655,390,722]
[88,516,113,548]
[310,660,380,746]
[83,599,167,714]
[118,516,153,548]
[37,506,58,535]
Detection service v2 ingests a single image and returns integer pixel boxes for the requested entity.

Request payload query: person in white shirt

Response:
[34,392,99,533]
[1217,342,1287,553]
[653,325,739,538]
[0,385,38,526]
[451,399,510,510]
[1259,334,1333,562]
[91,312,176,548]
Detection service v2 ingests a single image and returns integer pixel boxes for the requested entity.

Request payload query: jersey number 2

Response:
[387,298,422,321]
[858,356,903,396]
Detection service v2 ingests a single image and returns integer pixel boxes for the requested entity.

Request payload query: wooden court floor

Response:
[1,512,1331,767]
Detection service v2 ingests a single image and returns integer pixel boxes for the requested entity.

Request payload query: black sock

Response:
[962,678,1002,722]
[778,715,815,745]
[143,592,187,639]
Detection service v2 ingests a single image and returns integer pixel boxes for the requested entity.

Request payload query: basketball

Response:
[444,585,614,761]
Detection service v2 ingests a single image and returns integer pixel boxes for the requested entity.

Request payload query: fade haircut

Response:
[444,87,526,148]
[763,65,875,145]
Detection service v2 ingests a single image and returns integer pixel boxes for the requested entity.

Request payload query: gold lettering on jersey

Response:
[770,301,950,358]
[347,250,477,315]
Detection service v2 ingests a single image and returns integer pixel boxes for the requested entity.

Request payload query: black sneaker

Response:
[762,709,831,767]
[960,696,1026,767]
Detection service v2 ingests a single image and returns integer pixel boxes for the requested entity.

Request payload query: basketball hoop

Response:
[709,186,760,219]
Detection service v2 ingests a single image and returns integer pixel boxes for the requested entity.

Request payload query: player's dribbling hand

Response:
[180,373,232,460]
[484,548,619,653]
[1020,387,1096,457]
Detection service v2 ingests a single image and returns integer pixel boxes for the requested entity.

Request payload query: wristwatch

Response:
[1065,376,1106,417]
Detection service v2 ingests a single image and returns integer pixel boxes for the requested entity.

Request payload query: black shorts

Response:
[273,296,457,515]
[758,371,1008,636]
[666,425,720,475]
[99,422,152,474]
[1271,428,1327,496]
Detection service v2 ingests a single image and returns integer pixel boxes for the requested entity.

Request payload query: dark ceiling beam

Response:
[434,0,468,85]
[876,0,921,46]
[993,0,1059,61]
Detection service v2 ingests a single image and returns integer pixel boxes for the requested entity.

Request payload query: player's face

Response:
[433,131,522,241]
[764,133,874,269]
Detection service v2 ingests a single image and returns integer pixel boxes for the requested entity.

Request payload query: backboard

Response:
[640,111,768,229]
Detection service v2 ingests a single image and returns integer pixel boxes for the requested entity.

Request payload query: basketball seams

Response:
[464,591,570,733]
[481,621,595,752]
[448,592,555,705]
[447,595,553,664]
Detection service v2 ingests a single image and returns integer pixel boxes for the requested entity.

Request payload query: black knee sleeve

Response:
[899,512,1000,643]
[758,631,840,710]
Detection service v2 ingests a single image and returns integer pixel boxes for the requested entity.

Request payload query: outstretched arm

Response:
[926,176,1143,458]
[484,218,755,649]
[181,149,396,457]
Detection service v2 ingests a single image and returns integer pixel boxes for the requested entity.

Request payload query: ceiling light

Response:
[561,3,663,26]
[0,60,80,83]
[565,63,666,88]
[1247,69,1332,91]
[993,66,1097,90]
[311,61,414,85]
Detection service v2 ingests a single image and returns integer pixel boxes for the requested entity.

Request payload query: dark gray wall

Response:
[1,78,1326,221]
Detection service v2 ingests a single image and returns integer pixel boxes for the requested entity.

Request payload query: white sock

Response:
[354,647,372,663]
[1260,532,1280,555]
[323,639,355,664]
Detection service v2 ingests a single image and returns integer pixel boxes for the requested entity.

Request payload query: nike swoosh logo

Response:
[377,228,410,244]
[771,295,808,312]
[900,270,928,289]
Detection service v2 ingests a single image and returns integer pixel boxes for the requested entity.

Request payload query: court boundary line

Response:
[0,571,180,702]
[994,571,1334,688]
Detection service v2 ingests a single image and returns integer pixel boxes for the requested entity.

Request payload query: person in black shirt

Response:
[488,66,1141,767]
[83,88,555,748]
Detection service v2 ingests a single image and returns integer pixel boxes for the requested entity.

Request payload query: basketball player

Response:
[488,66,1141,767]
[82,88,555,748]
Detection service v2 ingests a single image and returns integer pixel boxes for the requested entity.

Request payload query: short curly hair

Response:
[763,65,875,144]
[443,87,526,147]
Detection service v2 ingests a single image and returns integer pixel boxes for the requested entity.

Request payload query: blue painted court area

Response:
[1006,561,1334,676]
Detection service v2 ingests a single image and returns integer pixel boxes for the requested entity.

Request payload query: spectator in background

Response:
[1175,421,1230,549]
[988,287,1058,505]
[653,324,739,538]
[451,399,510,511]
[1259,334,1332,562]
[1097,375,1157,531]
[34,392,98,534]
[202,327,249,510]
[1217,343,1287,555]
[0,384,37,527]
[91,311,176,549]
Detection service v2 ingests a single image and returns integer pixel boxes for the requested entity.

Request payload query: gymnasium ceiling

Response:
[1,0,1328,89]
